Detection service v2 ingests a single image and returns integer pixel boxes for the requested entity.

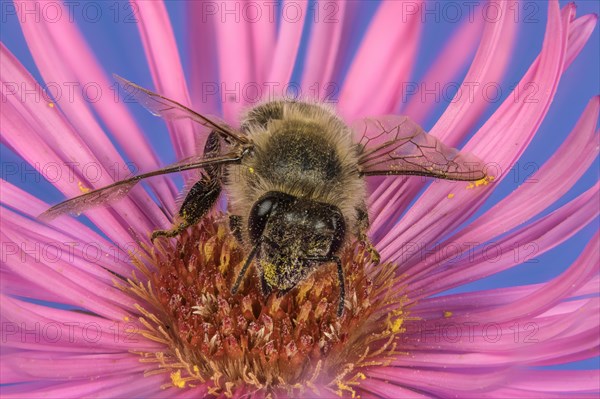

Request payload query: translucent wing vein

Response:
[354,116,487,181]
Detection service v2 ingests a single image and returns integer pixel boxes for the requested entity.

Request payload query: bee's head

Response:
[248,192,346,291]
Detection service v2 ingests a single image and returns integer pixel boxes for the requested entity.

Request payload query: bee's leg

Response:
[231,237,262,294]
[152,131,223,241]
[228,214,244,243]
[151,176,221,241]
[355,204,380,264]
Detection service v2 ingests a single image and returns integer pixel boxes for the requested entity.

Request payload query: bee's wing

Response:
[38,152,243,221]
[354,116,487,181]
[114,74,249,145]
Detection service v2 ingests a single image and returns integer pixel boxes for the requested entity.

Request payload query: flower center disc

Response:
[125,215,407,397]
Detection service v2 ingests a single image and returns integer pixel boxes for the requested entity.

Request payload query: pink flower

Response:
[1,0,598,398]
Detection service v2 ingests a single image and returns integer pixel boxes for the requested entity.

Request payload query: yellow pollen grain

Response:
[193,365,200,374]
[262,261,277,287]
[387,308,405,333]
[467,176,494,190]
[123,316,130,322]
[444,311,453,318]
[170,370,186,388]
[248,167,255,174]
[78,181,90,193]
[356,372,366,380]
[390,318,404,333]
[447,193,455,199]
[336,381,357,398]
[48,102,54,108]
[476,176,493,186]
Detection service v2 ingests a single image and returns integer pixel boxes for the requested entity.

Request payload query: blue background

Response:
[1,0,598,370]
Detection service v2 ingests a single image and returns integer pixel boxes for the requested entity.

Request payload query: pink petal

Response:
[1,212,126,286]
[0,181,135,277]
[370,1,517,241]
[1,229,137,319]
[0,270,65,304]
[358,379,432,399]
[375,2,577,263]
[371,369,600,398]
[574,276,600,297]
[0,295,159,352]
[0,45,158,243]
[187,2,221,115]
[132,0,198,159]
[13,0,176,210]
[301,0,347,100]
[169,386,211,399]
[2,352,145,383]
[212,1,255,121]
[266,0,308,90]
[428,0,519,145]
[2,206,134,281]
[483,388,599,399]
[338,1,424,119]
[531,347,600,368]
[394,325,598,369]
[0,373,168,399]
[564,13,598,68]
[401,298,598,352]
[401,11,484,123]
[455,232,599,324]
[412,282,598,322]
[246,0,277,83]
[366,367,512,396]
[464,2,573,154]
[367,4,594,242]
[502,370,600,393]
[410,184,598,297]
[402,95,599,279]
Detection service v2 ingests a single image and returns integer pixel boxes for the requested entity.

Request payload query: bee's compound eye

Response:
[248,199,273,243]
[255,198,274,218]
[248,192,292,243]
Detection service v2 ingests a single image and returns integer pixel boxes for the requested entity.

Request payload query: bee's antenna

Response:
[231,237,262,294]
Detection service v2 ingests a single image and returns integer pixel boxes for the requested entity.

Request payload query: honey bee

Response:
[41,76,487,316]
